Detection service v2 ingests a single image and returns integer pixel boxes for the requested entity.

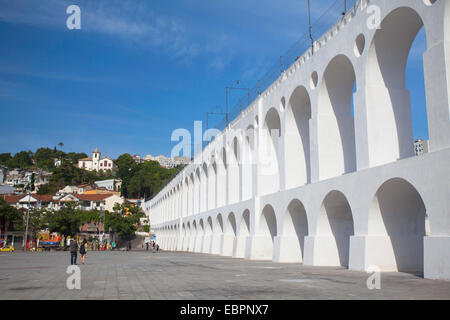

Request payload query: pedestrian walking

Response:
[80,239,87,265]
[146,242,149,251]
[156,244,160,252]
[70,238,78,265]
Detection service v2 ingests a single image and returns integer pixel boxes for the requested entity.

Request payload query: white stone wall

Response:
[145,0,450,280]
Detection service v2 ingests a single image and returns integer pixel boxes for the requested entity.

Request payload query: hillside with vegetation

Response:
[1,148,184,200]
[0,146,87,170]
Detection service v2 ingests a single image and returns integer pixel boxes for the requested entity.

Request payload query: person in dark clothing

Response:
[80,239,87,265]
[70,239,78,265]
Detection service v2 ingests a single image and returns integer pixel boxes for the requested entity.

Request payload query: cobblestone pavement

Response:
[0,251,449,300]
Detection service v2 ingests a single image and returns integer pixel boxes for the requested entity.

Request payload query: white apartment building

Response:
[138,154,190,168]
[414,139,429,156]
[94,179,122,191]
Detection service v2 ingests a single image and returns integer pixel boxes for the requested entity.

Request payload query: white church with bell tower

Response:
[78,147,116,172]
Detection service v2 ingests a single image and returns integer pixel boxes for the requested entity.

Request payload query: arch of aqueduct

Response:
[143,0,450,280]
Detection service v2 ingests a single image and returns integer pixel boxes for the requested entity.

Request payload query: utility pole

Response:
[226,81,250,120]
[24,190,30,251]
[308,0,314,48]
[23,173,34,251]
[206,109,226,141]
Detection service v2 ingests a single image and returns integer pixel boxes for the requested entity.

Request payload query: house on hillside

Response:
[94,179,121,192]
[78,147,116,172]
[77,184,92,194]
[58,185,79,194]
[17,194,59,210]
[74,194,124,212]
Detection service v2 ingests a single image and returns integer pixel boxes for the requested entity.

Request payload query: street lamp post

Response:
[24,190,30,251]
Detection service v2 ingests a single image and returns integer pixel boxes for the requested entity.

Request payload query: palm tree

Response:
[58,142,64,150]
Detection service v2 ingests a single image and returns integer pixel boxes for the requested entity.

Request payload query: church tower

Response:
[92,147,101,170]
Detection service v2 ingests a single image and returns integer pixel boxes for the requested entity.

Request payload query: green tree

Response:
[36,183,59,195]
[0,153,12,166]
[116,154,136,179]
[105,203,144,249]
[7,151,33,168]
[79,209,101,225]
[66,152,88,164]
[124,161,183,199]
[35,148,58,169]
[116,153,136,197]
[13,208,47,240]
[45,203,82,238]
[0,198,23,231]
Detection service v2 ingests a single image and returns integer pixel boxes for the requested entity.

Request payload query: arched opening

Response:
[198,219,205,252]
[211,214,224,254]
[216,214,224,234]
[228,138,240,204]
[216,149,227,208]
[199,219,204,235]
[206,217,213,235]
[195,219,203,252]
[317,191,354,267]
[193,220,197,235]
[368,178,426,275]
[183,177,189,217]
[170,226,175,250]
[366,7,428,166]
[259,108,281,195]
[283,199,309,262]
[242,126,254,200]
[223,212,237,256]
[207,163,216,210]
[203,216,213,254]
[234,209,250,258]
[257,204,277,260]
[186,222,191,251]
[318,55,356,180]
[226,212,237,236]
[239,209,250,237]
[175,187,180,220]
[285,86,312,188]
[194,169,201,214]
[190,221,197,252]
[188,174,194,215]
[200,163,208,213]
[182,223,186,251]
[280,96,286,112]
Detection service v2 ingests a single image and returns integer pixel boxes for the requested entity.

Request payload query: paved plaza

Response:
[0,250,449,300]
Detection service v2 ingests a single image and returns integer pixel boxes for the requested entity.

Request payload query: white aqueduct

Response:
[143,0,450,280]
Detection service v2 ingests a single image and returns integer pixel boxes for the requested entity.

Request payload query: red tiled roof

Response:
[77,184,89,188]
[33,195,55,202]
[0,194,24,203]
[75,194,112,201]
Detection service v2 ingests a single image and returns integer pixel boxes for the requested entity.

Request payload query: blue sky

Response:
[0,0,428,159]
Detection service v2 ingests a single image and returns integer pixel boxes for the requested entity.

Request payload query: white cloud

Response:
[0,0,224,63]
